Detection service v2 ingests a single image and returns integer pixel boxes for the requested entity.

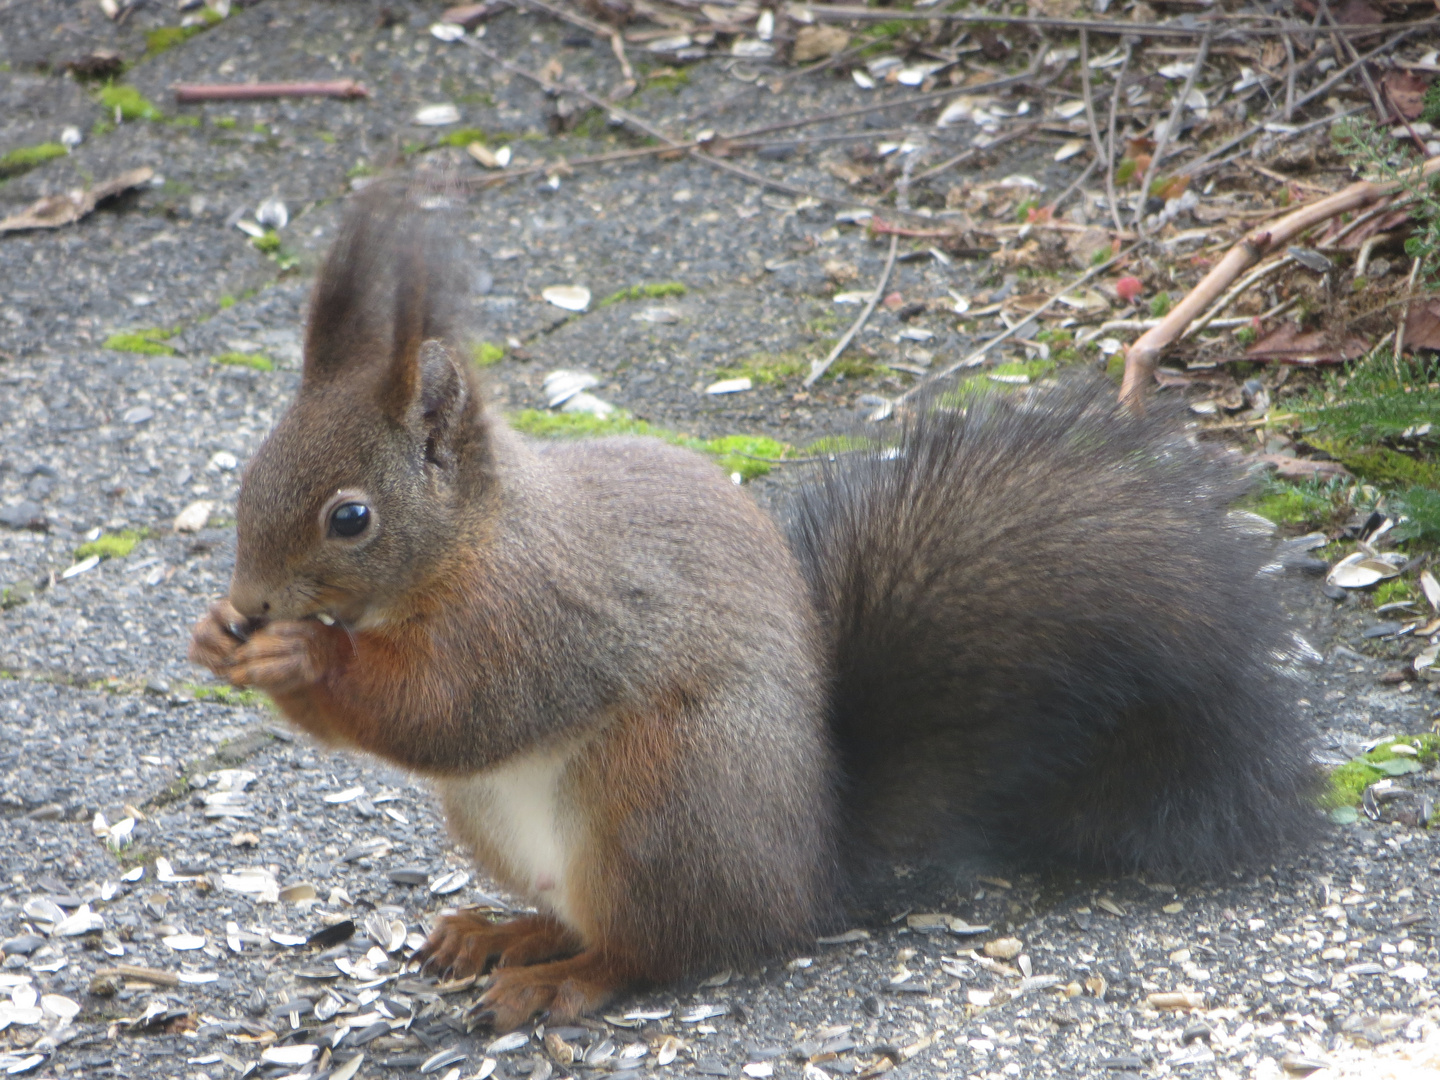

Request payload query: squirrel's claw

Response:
[188,599,249,680]
[471,950,631,1031]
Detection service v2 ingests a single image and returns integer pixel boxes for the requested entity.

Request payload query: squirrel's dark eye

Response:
[329,502,370,538]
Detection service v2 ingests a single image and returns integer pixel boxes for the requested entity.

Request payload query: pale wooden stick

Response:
[804,234,900,387]
[1119,153,1440,406]
[171,81,367,102]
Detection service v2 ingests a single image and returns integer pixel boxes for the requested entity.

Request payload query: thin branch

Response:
[1048,156,1099,218]
[1282,31,1297,122]
[787,6,1430,38]
[804,234,900,387]
[1104,41,1133,236]
[1318,0,1388,122]
[171,81,368,102]
[896,245,1135,406]
[460,37,934,218]
[1179,27,1417,176]
[1134,30,1210,233]
[1079,30,1120,233]
[1393,256,1423,370]
[906,122,1035,186]
[1120,152,1440,405]
[1181,255,1292,339]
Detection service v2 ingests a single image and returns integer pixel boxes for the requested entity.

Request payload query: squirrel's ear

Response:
[386,339,472,470]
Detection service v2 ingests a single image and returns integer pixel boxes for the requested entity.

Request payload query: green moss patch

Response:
[472,341,506,367]
[718,346,887,387]
[103,328,177,356]
[75,531,143,561]
[214,351,273,372]
[184,684,266,708]
[97,83,162,122]
[436,127,490,148]
[0,142,66,178]
[598,282,687,307]
[1322,734,1440,810]
[1245,477,1337,530]
[507,410,793,480]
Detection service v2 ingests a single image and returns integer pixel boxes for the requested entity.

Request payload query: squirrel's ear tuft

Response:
[303,181,465,387]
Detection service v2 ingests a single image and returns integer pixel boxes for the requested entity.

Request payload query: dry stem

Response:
[804,234,900,387]
[1119,154,1440,406]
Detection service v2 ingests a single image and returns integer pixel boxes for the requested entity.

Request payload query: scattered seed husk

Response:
[542,285,591,312]
[542,370,600,408]
[1420,570,1440,613]
[261,1045,320,1066]
[983,937,1023,960]
[414,104,462,126]
[467,143,512,169]
[680,1003,728,1023]
[421,1047,467,1073]
[430,869,471,895]
[485,1032,530,1054]
[324,785,367,804]
[1146,991,1204,1010]
[706,377,753,395]
[1327,551,1406,589]
[656,1036,683,1065]
[174,500,214,534]
[307,920,355,949]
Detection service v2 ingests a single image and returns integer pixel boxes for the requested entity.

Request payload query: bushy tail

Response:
[785,382,1320,878]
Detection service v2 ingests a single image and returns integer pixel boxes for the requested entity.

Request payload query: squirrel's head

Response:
[230,184,491,630]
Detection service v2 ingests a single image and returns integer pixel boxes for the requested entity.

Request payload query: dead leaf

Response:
[1257,454,1352,480]
[793,25,850,63]
[1151,175,1189,202]
[1334,0,1384,25]
[1318,206,1412,248]
[0,167,153,233]
[1245,323,1370,365]
[1403,298,1440,352]
[1065,227,1111,269]
[1382,70,1433,120]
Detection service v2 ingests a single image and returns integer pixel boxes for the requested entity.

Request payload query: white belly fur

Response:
[435,742,580,927]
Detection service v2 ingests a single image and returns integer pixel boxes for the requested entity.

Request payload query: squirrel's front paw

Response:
[188,600,250,679]
[227,620,328,695]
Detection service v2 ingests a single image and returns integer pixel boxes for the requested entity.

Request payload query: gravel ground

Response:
[2,3,1438,1079]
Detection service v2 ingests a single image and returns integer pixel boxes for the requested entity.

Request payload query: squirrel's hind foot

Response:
[471,950,639,1032]
[419,912,578,980]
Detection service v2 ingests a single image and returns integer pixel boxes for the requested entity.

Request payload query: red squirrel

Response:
[190,184,1318,1031]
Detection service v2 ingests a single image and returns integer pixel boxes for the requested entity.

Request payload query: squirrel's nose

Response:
[228,580,272,625]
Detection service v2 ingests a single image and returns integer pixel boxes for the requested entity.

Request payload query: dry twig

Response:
[1180,28,1418,176]
[788,6,1427,38]
[1104,41,1134,236]
[1393,256,1423,370]
[1120,153,1440,405]
[1134,30,1210,234]
[171,81,368,102]
[897,246,1135,406]
[1078,30,1121,235]
[804,234,900,387]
